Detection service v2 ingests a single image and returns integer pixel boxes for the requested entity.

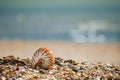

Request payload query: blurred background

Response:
[0,0,120,64]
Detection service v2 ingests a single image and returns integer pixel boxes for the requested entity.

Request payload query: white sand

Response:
[0,40,120,64]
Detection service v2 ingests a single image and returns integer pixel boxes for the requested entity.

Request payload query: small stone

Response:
[39,69,47,74]
[16,78,23,80]
[114,79,120,80]
[72,68,79,72]
[33,76,38,79]
[107,77,113,80]
[1,76,6,80]
[0,58,3,64]
[80,66,85,70]
[115,68,120,71]
[0,69,2,73]
[16,67,19,71]
[17,61,26,66]
[64,59,76,65]
[55,60,63,66]
[10,59,19,65]
[84,77,89,80]
[0,55,120,79]
[55,57,63,62]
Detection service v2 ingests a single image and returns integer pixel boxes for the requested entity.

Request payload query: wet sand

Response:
[0,40,120,64]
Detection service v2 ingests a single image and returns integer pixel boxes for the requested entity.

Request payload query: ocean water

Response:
[0,30,120,42]
[0,8,120,43]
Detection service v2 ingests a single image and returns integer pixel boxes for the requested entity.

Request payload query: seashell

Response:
[31,48,55,70]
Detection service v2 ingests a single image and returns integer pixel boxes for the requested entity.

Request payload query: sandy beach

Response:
[0,40,120,64]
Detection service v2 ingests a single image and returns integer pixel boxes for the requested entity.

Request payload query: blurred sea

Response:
[0,7,120,43]
[0,30,120,43]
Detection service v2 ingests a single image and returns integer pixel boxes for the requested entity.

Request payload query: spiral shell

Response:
[31,48,55,70]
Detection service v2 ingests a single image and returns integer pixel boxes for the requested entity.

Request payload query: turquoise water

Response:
[0,1,120,42]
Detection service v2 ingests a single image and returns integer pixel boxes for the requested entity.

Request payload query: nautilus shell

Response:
[31,48,55,70]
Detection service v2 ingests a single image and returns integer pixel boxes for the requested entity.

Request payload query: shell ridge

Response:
[32,56,36,65]
[41,50,46,56]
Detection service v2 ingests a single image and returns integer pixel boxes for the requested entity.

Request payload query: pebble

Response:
[0,55,120,80]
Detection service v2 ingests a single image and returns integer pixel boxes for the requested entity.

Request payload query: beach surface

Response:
[0,40,120,64]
